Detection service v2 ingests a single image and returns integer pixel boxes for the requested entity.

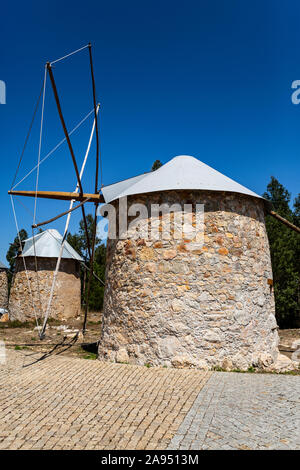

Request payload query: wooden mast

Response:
[9,44,105,340]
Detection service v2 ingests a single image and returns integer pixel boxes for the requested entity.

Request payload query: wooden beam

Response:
[32,198,91,229]
[268,210,300,235]
[8,190,104,204]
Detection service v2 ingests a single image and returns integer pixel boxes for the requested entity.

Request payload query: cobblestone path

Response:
[168,372,300,450]
[0,350,210,450]
[0,350,299,450]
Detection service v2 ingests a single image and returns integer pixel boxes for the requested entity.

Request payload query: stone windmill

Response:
[96,155,298,371]
[9,229,83,322]
[7,47,299,365]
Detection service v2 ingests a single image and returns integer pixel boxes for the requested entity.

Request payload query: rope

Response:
[33,66,47,225]
[37,225,105,286]
[12,108,95,190]
[41,230,106,286]
[10,46,103,339]
[47,63,84,196]
[31,67,47,335]
[50,44,89,66]
[98,111,103,188]
[10,196,42,335]
[88,44,101,191]
[46,62,93,261]
[83,263,105,286]
[40,105,99,339]
[32,227,44,330]
[10,82,44,190]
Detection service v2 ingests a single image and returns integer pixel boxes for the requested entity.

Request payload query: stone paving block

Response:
[168,371,300,450]
[0,349,209,450]
[1,349,299,450]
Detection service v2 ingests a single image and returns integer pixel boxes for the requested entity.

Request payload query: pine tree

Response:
[151,160,163,171]
[293,194,300,317]
[294,194,300,225]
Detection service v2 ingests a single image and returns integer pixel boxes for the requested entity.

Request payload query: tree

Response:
[151,160,163,171]
[66,232,83,258]
[67,215,106,311]
[293,194,300,226]
[293,194,300,314]
[6,229,28,293]
[67,214,101,262]
[6,229,28,270]
[86,244,106,311]
[263,177,300,327]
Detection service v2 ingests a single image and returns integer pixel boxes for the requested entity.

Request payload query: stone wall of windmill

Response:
[8,229,83,322]
[0,265,8,310]
[99,190,281,371]
[8,257,82,322]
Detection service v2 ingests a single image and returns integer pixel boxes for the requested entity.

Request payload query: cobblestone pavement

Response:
[0,350,299,450]
[0,350,210,450]
[168,372,300,450]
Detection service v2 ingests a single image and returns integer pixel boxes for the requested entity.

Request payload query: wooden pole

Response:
[82,44,101,335]
[88,43,100,192]
[32,198,91,229]
[46,63,83,196]
[268,210,300,234]
[8,190,104,204]
[46,62,92,259]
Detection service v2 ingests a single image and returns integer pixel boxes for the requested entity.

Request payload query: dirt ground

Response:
[0,313,299,367]
[0,311,102,360]
[278,328,300,360]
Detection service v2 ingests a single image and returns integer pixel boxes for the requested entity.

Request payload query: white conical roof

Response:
[102,155,263,203]
[21,229,83,261]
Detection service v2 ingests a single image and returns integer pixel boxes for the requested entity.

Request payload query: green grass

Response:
[82,352,97,360]
[212,365,300,375]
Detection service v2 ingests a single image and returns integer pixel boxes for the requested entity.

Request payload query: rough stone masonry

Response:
[99,190,292,371]
[0,268,8,310]
[9,257,81,322]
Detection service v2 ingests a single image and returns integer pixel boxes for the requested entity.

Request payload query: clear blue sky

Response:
[0,0,299,264]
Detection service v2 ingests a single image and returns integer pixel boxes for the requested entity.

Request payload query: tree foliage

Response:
[263,177,300,328]
[67,215,106,312]
[6,229,28,293]
[6,229,28,270]
[151,160,163,171]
